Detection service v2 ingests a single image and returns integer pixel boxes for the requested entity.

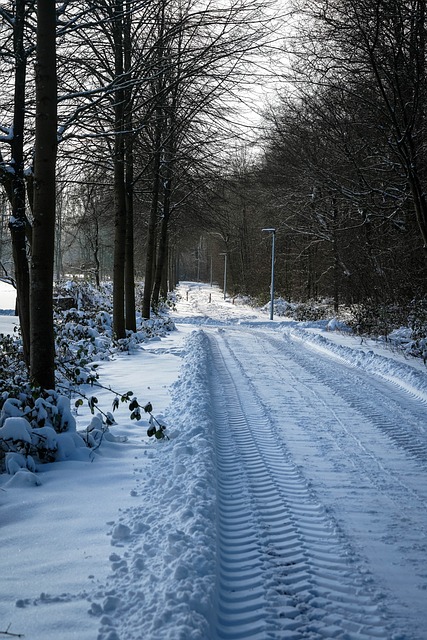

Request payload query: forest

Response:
[0,0,426,393]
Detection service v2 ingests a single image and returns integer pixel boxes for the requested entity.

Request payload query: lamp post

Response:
[219,252,227,299]
[262,228,276,320]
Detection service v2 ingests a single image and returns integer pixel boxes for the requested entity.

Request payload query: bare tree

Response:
[291,0,427,252]
[0,0,35,364]
[30,0,57,389]
[139,0,277,315]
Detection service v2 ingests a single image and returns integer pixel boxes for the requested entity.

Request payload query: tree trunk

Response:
[161,238,168,299]
[152,162,172,305]
[125,152,136,330]
[142,0,165,319]
[142,138,161,319]
[112,0,126,339]
[94,218,101,287]
[10,0,30,366]
[124,2,136,332]
[30,0,57,390]
[152,212,169,306]
[407,165,427,250]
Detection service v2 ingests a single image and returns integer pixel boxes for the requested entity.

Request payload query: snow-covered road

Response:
[206,325,426,639]
[1,282,427,640]
[170,283,427,639]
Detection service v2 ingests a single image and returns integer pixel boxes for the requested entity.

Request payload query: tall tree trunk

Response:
[161,238,168,299]
[152,153,173,306]
[407,0,427,250]
[168,244,176,292]
[142,128,161,319]
[30,0,57,390]
[152,212,169,306]
[112,0,126,339]
[94,218,101,287]
[152,88,177,305]
[125,148,136,330]
[142,0,165,319]
[124,2,136,331]
[332,200,339,312]
[10,0,30,366]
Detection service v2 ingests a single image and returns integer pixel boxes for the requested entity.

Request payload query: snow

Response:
[0,280,16,324]
[0,417,33,443]
[1,281,427,640]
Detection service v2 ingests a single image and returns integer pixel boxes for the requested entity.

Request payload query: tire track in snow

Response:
[230,328,427,544]
[209,327,427,639]
[269,331,427,466]
[207,332,390,640]
[246,330,427,510]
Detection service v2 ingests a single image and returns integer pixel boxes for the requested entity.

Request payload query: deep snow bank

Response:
[92,330,218,640]
[283,324,427,404]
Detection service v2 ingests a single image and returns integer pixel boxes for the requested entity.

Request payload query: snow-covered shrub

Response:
[386,328,427,361]
[0,416,32,445]
[293,302,330,321]
[0,280,176,474]
[31,426,59,462]
[0,332,30,398]
[261,297,331,321]
[5,451,36,475]
[0,416,36,474]
[349,303,397,338]
[0,388,132,472]
[54,280,113,312]
[0,391,87,472]
[347,299,427,361]
[269,297,299,317]
[408,298,427,346]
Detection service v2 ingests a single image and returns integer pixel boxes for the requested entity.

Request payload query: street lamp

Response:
[262,228,276,320]
[219,252,227,299]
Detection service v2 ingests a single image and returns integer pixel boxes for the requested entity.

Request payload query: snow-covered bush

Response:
[0,281,176,474]
[261,297,331,321]
[5,451,36,475]
[384,328,427,361]
[348,299,427,356]
[0,388,140,473]
[0,332,29,398]
[0,391,82,472]
[54,280,113,311]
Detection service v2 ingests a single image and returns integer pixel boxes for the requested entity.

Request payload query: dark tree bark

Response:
[152,153,173,306]
[9,0,30,366]
[30,0,57,389]
[124,1,136,332]
[141,0,166,319]
[142,137,161,318]
[160,238,168,299]
[112,0,126,339]
[124,155,136,331]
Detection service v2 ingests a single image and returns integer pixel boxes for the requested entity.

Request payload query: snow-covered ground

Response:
[1,282,427,640]
[0,280,17,336]
[0,280,16,312]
